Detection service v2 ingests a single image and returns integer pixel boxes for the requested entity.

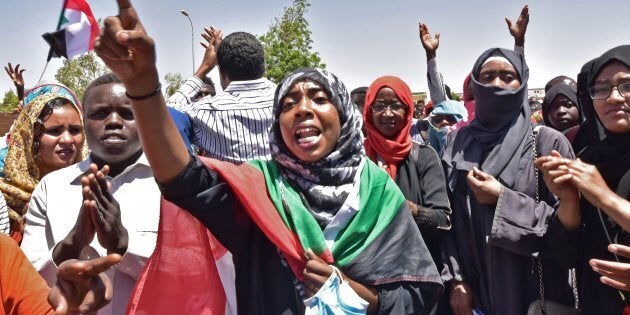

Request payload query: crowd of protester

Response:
[0,1,629,314]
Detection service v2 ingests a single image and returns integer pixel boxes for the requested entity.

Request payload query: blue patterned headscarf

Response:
[269,67,365,226]
[23,83,81,111]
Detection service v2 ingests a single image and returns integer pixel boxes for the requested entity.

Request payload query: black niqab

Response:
[443,48,532,188]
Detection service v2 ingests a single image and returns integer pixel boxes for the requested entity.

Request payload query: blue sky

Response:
[1,0,629,96]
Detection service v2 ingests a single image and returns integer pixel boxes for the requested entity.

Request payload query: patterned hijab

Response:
[0,92,87,241]
[269,68,365,227]
[363,76,413,179]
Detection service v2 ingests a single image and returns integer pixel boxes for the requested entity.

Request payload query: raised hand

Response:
[195,26,223,78]
[83,164,128,255]
[419,23,440,60]
[94,0,158,96]
[505,5,529,47]
[48,253,121,315]
[467,167,502,205]
[4,62,25,101]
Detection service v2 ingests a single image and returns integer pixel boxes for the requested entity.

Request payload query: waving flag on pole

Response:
[42,0,100,60]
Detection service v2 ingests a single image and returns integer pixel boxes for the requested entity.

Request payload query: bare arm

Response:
[568,158,630,231]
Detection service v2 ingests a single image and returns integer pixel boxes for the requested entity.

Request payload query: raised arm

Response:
[168,26,222,110]
[195,26,222,79]
[506,5,529,49]
[419,23,439,61]
[4,62,25,107]
[95,0,189,183]
[419,22,448,105]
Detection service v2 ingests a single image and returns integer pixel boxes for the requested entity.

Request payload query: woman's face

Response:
[478,60,521,90]
[36,103,84,175]
[370,87,408,138]
[592,61,630,133]
[548,95,580,132]
[279,80,341,163]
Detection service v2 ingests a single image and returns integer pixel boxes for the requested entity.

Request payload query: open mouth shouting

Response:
[295,126,322,149]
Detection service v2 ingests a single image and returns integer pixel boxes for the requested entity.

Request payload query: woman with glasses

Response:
[441,48,575,315]
[538,45,630,315]
[363,76,452,311]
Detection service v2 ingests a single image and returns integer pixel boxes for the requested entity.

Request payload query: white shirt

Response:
[21,154,160,315]
[168,76,276,164]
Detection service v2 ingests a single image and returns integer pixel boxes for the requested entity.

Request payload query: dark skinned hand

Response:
[94,0,159,96]
[48,254,121,315]
[84,164,128,256]
[195,26,223,78]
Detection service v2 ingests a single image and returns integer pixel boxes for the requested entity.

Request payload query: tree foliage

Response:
[164,73,184,97]
[0,90,19,113]
[55,52,108,101]
[259,0,325,83]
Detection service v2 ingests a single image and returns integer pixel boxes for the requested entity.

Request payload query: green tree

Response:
[0,90,19,113]
[164,73,184,97]
[259,0,325,83]
[55,52,108,101]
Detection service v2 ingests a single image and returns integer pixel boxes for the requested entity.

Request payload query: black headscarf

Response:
[577,45,630,195]
[572,58,602,154]
[269,67,365,226]
[443,48,532,188]
[542,84,583,129]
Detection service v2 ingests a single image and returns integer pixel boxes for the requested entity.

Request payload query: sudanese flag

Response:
[42,0,100,60]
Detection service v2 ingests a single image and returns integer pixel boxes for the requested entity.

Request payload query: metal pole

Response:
[180,10,195,74]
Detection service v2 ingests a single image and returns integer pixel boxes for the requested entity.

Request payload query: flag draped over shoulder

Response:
[127,157,443,314]
[42,0,100,60]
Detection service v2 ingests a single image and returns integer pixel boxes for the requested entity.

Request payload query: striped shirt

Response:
[168,76,276,164]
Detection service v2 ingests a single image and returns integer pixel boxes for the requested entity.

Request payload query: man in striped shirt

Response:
[169,29,275,164]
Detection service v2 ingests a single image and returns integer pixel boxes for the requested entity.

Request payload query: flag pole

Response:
[55,0,69,30]
[38,0,70,84]
[37,61,51,84]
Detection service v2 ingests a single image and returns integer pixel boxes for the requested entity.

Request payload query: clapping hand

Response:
[83,164,128,256]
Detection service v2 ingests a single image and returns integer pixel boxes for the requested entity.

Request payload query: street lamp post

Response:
[180,10,195,74]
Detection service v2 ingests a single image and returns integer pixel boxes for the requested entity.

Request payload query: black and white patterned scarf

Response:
[269,68,365,227]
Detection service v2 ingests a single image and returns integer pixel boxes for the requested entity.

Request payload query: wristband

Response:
[125,83,162,101]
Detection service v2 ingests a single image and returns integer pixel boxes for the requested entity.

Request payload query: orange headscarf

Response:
[363,76,413,179]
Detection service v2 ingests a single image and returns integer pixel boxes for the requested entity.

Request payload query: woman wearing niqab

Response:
[441,48,574,314]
